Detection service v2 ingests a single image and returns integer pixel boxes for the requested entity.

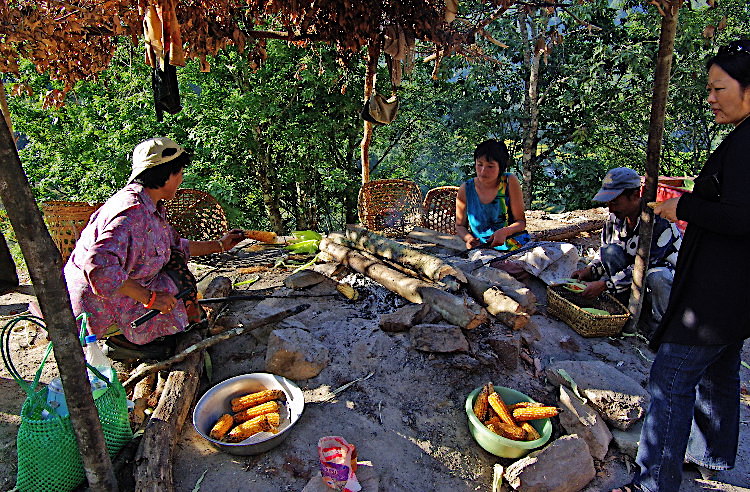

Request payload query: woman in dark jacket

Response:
[614,40,750,492]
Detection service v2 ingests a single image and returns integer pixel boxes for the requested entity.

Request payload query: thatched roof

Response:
[0,0,517,101]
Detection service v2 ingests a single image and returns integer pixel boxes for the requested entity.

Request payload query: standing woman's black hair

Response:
[473,139,511,176]
[707,39,750,89]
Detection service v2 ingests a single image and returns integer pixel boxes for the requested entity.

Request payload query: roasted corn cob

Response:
[488,392,517,426]
[230,389,286,412]
[209,414,234,441]
[521,422,541,441]
[244,230,277,243]
[225,412,281,442]
[485,416,501,427]
[473,383,492,421]
[512,406,559,421]
[507,401,546,411]
[233,400,279,423]
[494,422,527,441]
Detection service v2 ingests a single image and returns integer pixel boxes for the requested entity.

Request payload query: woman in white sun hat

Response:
[62,137,243,358]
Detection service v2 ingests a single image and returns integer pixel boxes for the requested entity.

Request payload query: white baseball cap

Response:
[128,137,185,183]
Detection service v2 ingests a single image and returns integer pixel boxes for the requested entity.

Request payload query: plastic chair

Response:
[41,201,102,263]
[422,186,459,235]
[164,189,228,241]
[357,179,423,237]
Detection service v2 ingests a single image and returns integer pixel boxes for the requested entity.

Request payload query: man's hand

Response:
[571,266,593,281]
[581,280,607,299]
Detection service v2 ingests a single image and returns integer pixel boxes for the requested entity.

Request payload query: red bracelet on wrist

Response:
[144,291,157,309]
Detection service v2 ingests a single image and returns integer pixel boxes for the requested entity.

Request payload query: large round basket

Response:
[357,179,423,237]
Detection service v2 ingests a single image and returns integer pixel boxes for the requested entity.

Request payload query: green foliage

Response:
[8,40,364,232]
[7,0,750,226]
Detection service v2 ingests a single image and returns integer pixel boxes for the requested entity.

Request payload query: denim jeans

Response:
[634,341,743,492]
[599,244,673,325]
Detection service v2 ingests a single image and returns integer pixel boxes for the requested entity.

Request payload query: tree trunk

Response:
[254,133,284,234]
[531,219,605,241]
[0,232,18,290]
[628,2,681,330]
[360,41,380,184]
[518,9,542,209]
[0,119,117,490]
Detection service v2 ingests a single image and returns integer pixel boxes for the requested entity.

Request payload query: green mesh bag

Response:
[2,314,133,492]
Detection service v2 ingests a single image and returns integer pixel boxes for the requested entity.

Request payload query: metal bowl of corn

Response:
[193,373,305,455]
[465,385,552,458]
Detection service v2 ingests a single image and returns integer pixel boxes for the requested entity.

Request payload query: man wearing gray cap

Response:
[571,167,682,337]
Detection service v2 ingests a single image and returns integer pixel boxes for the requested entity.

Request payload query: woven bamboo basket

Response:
[164,189,228,241]
[422,186,459,234]
[357,179,423,237]
[546,285,630,337]
[42,201,102,263]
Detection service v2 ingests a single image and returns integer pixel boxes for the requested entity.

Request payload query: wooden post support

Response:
[627,1,681,332]
[0,118,117,490]
[360,41,380,184]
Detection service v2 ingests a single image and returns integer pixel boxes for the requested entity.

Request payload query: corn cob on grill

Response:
[209,414,234,440]
[512,406,559,421]
[244,230,277,243]
[231,389,286,412]
[225,412,281,442]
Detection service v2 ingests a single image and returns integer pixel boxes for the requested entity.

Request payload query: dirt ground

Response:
[1,212,749,492]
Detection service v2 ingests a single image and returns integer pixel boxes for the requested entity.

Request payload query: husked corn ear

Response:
[494,422,527,441]
[488,392,517,426]
[485,416,501,427]
[231,389,286,412]
[507,401,546,411]
[521,422,541,441]
[244,230,277,243]
[225,412,280,442]
[512,406,559,421]
[233,400,279,423]
[473,384,492,421]
[209,414,234,441]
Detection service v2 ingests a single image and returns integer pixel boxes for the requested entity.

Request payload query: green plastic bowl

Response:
[465,385,552,458]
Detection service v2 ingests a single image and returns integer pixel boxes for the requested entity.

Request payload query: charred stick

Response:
[123,303,310,388]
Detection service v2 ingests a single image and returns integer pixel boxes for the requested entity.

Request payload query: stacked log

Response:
[320,230,536,331]
[319,237,487,330]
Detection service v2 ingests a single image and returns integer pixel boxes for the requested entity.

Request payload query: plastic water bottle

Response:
[42,377,69,419]
[83,334,115,400]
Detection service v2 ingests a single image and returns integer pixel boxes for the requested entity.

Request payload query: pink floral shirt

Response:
[64,183,191,344]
